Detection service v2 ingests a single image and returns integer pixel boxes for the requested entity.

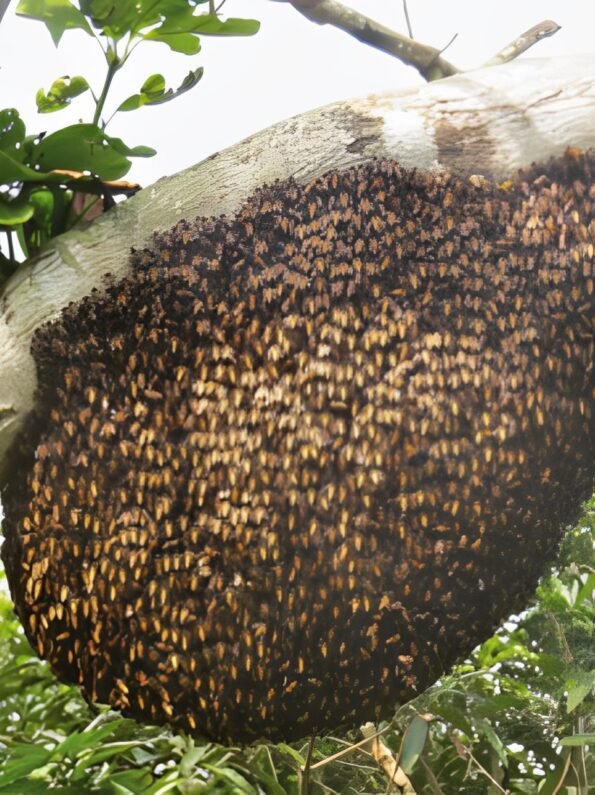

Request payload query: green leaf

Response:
[566,670,595,713]
[36,75,90,114]
[575,573,595,607]
[202,764,255,794]
[192,16,260,36]
[53,719,121,759]
[0,109,26,162]
[0,744,53,788]
[107,136,156,158]
[141,74,167,95]
[537,652,565,677]
[276,743,306,766]
[30,124,134,180]
[397,715,431,775]
[0,150,62,184]
[247,747,285,795]
[434,695,474,737]
[559,733,595,746]
[142,30,201,54]
[72,741,150,781]
[476,719,507,765]
[0,197,35,225]
[108,769,154,793]
[16,0,92,45]
[117,68,204,113]
[534,750,572,795]
[29,187,55,227]
[79,0,154,40]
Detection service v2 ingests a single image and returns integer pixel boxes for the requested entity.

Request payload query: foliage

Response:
[0,498,593,793]
[0,0,259,282]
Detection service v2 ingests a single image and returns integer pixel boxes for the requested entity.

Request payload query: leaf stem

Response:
[93,47,120,129]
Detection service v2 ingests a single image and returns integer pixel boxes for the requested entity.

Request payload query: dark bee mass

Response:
[1,152,594,743]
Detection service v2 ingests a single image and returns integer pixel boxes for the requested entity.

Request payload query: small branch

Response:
[276,0,459,81]
[450,736,508,794]
[402,0,413,40]
[419,756,443,795]
[360,723,417,794]
[93,54,120,128]
[309,725,389,770]
[551,751,572,795]
[483,19,561,67]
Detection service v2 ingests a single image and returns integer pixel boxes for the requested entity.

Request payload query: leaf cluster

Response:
[0,0,259,285]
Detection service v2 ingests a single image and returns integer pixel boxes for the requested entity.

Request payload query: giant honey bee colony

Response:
[1,151,593,743]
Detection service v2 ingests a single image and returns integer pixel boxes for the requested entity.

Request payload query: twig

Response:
[551,751,572,795]
[545,610,573,664]
[450,737,508,794]
[309,725,389,770]
[298,734,316,795]
[275,0,459,81]
[483,19,561,67]
[419,756,443,795]
[437,33,458,58]
[360,723,417,794]
[402,0,413,40]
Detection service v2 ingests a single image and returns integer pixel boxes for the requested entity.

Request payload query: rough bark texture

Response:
[0,54,594,471]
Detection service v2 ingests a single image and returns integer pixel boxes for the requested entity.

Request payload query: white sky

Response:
[0,0,593,187]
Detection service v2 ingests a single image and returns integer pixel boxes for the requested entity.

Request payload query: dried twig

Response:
[309,725,389,770]
[360,723,417,794]
[483,19,561,67]
[450,735,509,794]
[273,0,459,81]
[402,0,414,40]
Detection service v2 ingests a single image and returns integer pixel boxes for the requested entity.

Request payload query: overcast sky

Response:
[0,0,593,188]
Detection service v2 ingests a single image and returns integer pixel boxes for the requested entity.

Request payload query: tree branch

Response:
[274,2,562,83]
[0,0,11,26]
[483,19,562,67]
[274,0,459,82]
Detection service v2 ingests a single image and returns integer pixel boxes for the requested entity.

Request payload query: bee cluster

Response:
[1,151,593,743]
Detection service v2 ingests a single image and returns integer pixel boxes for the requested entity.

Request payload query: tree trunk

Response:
[0,53,594,471]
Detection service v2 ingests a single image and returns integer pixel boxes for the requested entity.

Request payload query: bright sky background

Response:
[0,0,593,188]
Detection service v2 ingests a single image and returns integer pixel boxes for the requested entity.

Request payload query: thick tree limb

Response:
[0,55,594,473]
[0,0,10,25]
[274,0,459,81]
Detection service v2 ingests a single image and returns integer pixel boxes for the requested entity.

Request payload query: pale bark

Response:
[0,54,594,470]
